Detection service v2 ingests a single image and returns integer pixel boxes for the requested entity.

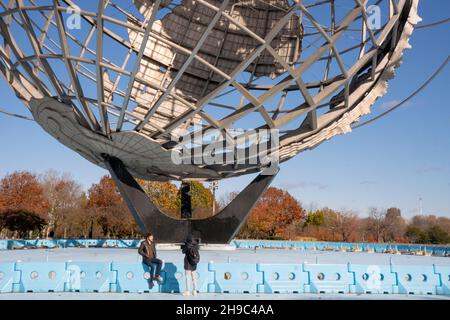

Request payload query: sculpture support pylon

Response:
[104,155,278,244]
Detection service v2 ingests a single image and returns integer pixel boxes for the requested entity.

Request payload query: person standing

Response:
[138,233,163,286]
[181,235,200,296]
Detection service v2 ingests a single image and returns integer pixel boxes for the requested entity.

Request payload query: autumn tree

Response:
[87,175,123,209]
[184,182,215,219]
[365,207,387,242]
[0,171,49,217]
[40,170,83,237]
[57,193,94,238]
[406,215,450,244]
[139,180,179,218]
[436,216,450,235]
[362,207,407,243]
[301,209,327,240]
[240,187,305,239]
[409,215,439,230]
[0,210,46,238]
[301,208,344,241]
[86,175,137,238]
[405,226,426,243]
[139,180,215,219]
[328,210,361,242]
[304,210,325,227]
[1,169,449,243]
[426,225,450,244]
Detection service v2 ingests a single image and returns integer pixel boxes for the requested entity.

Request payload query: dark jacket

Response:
[138,240,157,260]
[181,236,200,271]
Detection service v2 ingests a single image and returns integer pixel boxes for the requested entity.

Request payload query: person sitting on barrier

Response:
[181,234,200,296]
[138,233,163,286]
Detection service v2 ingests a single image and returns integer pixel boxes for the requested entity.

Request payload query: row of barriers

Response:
[0,239,449,256]
[0,261,449,295]
[0,239,141,250]
[233,240,450,255]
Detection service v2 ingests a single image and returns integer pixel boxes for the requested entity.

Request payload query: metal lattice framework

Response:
[0,0,420,181]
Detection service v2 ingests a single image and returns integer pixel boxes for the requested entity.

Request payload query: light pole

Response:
[210,181,219,215]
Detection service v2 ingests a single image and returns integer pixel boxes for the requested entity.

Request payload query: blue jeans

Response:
[143,258,162,280]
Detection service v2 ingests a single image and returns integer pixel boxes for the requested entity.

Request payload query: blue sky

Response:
[0,1,449,219]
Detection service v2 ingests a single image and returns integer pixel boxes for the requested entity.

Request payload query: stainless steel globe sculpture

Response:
[0,0,420,242]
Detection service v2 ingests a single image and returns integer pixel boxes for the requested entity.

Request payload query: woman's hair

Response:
[145,233,153,239]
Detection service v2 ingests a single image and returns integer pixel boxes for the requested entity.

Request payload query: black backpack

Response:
[187,246,200,265]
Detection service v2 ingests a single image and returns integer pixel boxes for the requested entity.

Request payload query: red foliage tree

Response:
[241,187,305,239]
[87,175,124,210]
[86,175,137,237]
[0,171,49,218]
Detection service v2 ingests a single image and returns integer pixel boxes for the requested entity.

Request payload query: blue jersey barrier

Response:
[111,262,160,293]
[116,239,140,248]
[314,242,327,251]
[66,262,114,293]
[348,264,397,294]
[257,263,307,293]
[160,262,212,294]
[434,265,450,295]
[232,240,449,256]
[1,239,449,257]
[391,265,440,295]
[373,244,388,253]
[0,263,19,293]
[303,264,353,294]
[110,262,212,294]
[15,262,68,293]
[209,263,262,294]
[159,262,183,293]
[0,261,449,295]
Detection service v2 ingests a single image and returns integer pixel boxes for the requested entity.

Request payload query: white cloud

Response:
[378,99,411,110]
[416,165,446,174]
[360,180,377,185]
[278,181,329,190]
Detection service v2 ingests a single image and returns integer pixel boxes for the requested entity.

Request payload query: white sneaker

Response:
[192,290,198,296]
[183,291,191,296]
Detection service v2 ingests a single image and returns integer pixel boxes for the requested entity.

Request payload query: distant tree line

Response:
[0,170,449,244]
[0,171,214,239]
